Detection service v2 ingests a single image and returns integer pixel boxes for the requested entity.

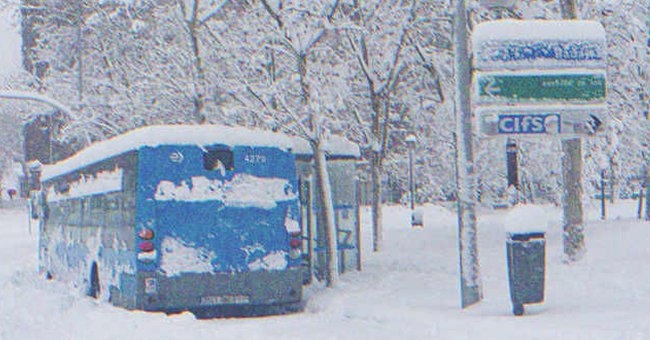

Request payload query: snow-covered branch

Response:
[0,91,75,117]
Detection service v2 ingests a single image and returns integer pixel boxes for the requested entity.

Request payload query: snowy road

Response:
[1,201,649,340]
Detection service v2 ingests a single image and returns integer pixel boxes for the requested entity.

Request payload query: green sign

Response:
[476,73,606,103]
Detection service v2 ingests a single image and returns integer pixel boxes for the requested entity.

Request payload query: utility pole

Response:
[600,169,606,220]
[645,2,650,221]
[453,0,483,309]
[559,0,585,262]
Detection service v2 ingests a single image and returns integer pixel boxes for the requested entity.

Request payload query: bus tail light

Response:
[138,228,154,240]
[138,241,155,252]
[289,238,301,248]
[289,232,302,260]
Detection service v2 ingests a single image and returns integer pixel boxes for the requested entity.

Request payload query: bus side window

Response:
[203,148,234,172]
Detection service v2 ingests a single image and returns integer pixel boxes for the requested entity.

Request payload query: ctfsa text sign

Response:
[478,106,606,137]
[497,114,560,134]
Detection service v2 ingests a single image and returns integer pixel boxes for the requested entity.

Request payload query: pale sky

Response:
[0,4,21,77]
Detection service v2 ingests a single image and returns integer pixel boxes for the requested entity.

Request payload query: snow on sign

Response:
[472,20,606,71]
[475,71,606,104]
[478,105,607,136]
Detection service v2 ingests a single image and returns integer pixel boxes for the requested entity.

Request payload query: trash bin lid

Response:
[508,232,545,241]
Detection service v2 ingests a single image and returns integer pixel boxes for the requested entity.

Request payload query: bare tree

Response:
[343,0,413,252]
[257,0,342,287]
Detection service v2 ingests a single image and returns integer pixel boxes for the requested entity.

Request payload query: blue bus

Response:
[34,125,305,316]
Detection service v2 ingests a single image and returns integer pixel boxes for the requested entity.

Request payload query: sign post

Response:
[454,0,483,309]
[472,20,607,265]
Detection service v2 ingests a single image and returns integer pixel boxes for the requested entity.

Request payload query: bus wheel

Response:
[87,262,101,299]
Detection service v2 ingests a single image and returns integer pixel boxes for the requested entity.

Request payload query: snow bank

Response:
[4,202,650,339]
[380,203,456,230]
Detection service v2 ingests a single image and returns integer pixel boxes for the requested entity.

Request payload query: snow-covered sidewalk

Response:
[1,201,649,340]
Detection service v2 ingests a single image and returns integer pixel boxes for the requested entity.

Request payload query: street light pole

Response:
[406,134,417,211]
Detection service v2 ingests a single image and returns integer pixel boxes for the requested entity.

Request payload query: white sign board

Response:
[472,20,607,71]
[478,105,607,137]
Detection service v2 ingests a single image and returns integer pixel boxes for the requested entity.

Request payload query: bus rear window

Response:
[203,147,234,172]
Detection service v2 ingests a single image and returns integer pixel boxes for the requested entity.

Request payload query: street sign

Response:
[478,106,607,136]
[497,114,561,134]
[472,20,607,71]
[475,72,606,104]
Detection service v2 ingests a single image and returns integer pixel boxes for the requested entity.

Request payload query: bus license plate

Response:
[200,294,250,306]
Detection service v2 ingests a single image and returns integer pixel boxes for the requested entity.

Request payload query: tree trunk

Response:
[76,0,84,104]
[371,150,382,252]
[559,0,585,262]
[313,141,339,287]
[187,0,206,124]
[21,0,49,90]
[562,138,585,261]
[637,187,644,220]
[559,0,577,19]
[453,0,482,308]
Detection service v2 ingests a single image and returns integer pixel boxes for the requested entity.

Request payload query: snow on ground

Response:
[1,199,649,339]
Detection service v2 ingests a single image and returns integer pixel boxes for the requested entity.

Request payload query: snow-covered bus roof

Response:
[42,124,360,180]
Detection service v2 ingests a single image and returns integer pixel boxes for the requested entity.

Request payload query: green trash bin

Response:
[507,232,545,316]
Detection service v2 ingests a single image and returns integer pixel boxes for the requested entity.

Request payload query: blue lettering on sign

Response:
[498,114,561,134]
[477,41,605,65]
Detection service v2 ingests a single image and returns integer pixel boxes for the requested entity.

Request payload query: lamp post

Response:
[506,138,519,189]
[406,134,417,211]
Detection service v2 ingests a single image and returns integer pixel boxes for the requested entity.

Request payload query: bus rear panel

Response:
[132,144,303,314]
